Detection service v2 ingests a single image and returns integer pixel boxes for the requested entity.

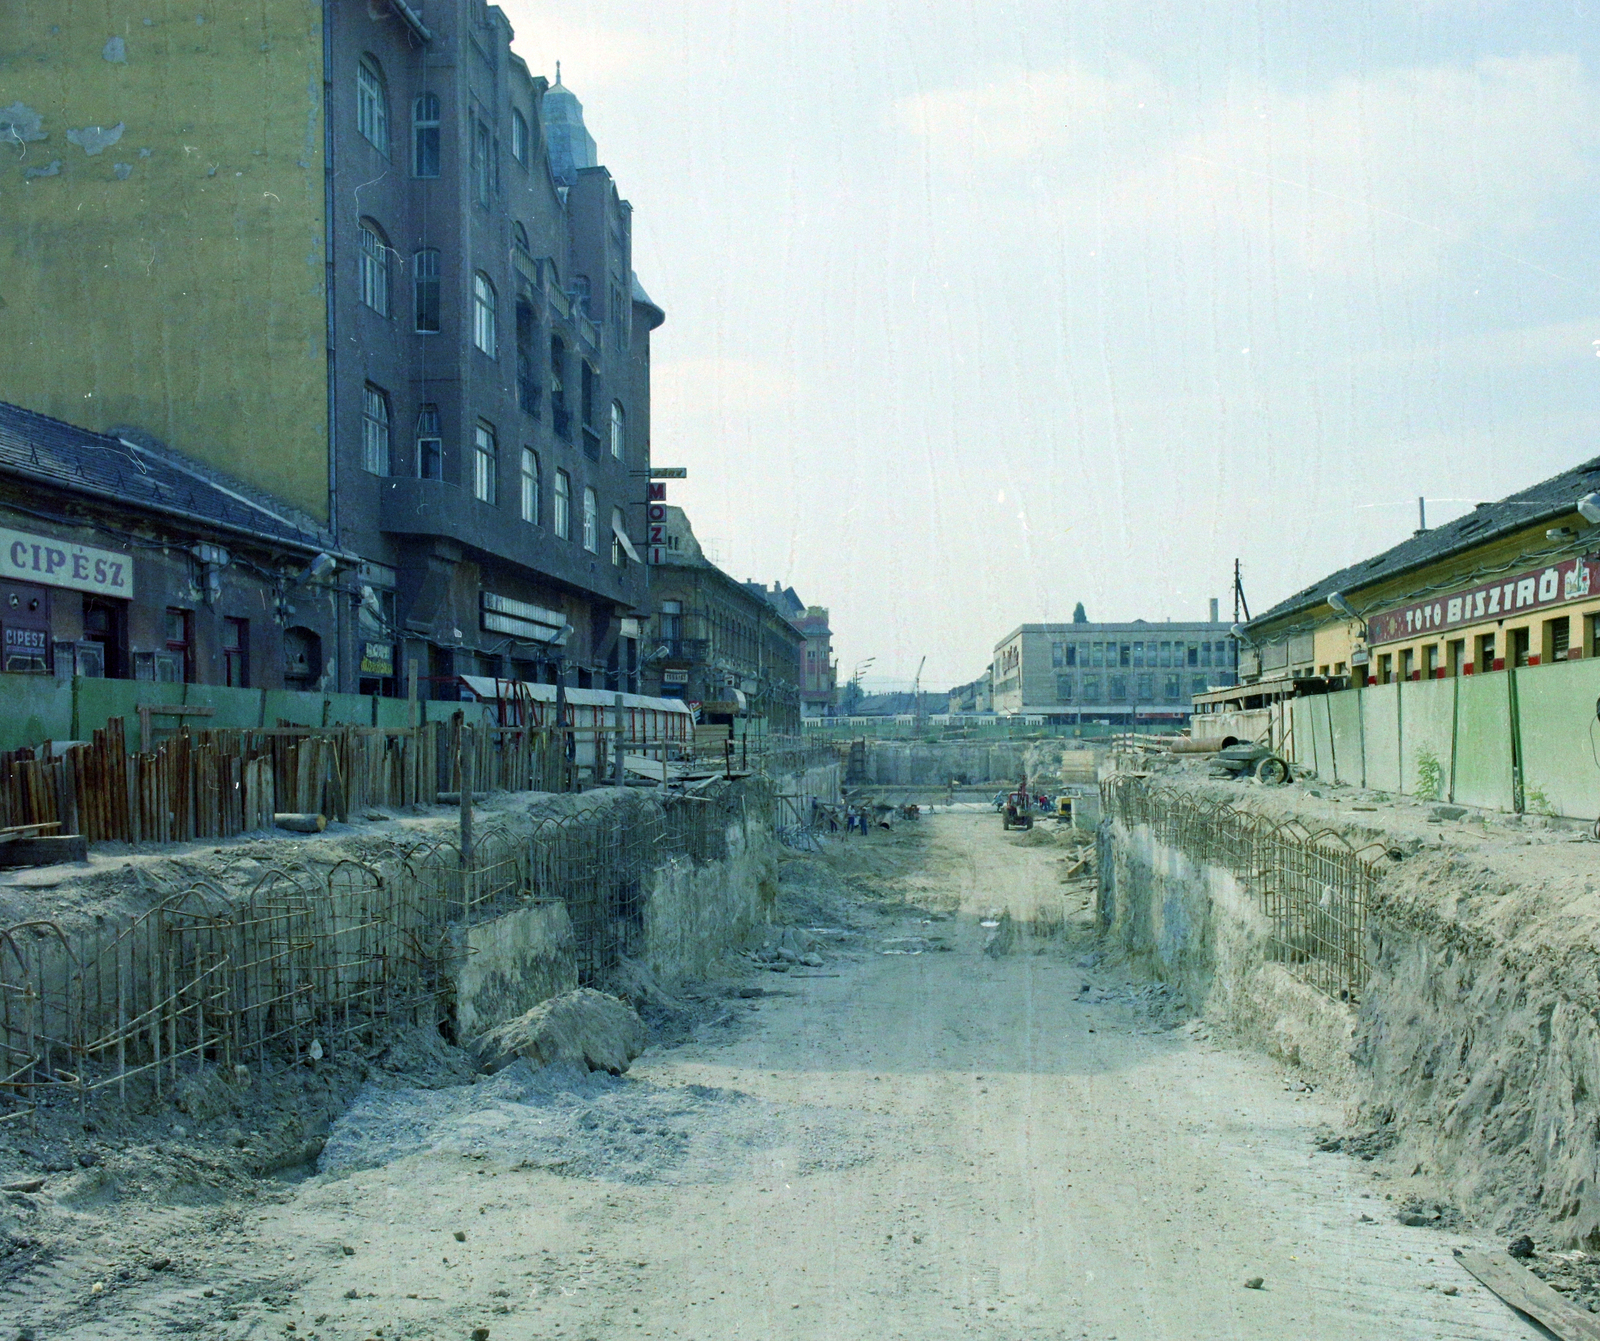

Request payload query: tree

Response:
[1072,602,1088,624]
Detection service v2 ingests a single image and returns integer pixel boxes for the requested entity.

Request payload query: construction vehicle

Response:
[1054,794,1075,823]
[1001,772,1035,830]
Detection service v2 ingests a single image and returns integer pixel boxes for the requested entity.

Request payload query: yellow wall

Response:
[1257,510,1600,682]
[0,1,329,520]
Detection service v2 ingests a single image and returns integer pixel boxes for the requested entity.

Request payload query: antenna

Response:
[555,60,561,84]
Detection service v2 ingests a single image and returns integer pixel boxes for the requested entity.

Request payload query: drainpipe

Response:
[321,1,343,689]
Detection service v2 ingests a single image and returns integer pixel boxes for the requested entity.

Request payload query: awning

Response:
[612,514,642,565]
[457,675,695,716]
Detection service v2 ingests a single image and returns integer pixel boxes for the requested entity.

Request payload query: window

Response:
[473,116,492,206]
[1544,616,1571,664]
[1132,641,1145,668]
[1378,653,1393,684]
[1476,632,1496,673]
[1136,673,1154,699]
[165,607,194,684]
[661,599,683,641]
[516,302,539,414]
[610,401,625,459]
[582,486,598,552]
[1159,641,1172,668]
[1081,674,1101,700]
[1119,644,1132,667]
[1191,674,1208,695]
[1051,641,1064,668]
[554,469,571,538]
[520,447,540,523]
[357,57,388,152]
[1091,642,1104,668]
[611,284,627,352]
[412,92,439,176]
[581,361,597,428]
[361,384,390,475]
[1423,645,1439,678]
[1201,641,1213,668]
[1163,673,1180,700]
[611,506,627,566]
[550,336,569,438]
[359,222,389,316]
[1056,674,1073,701]
[1064,644,1077,667]
[511,108,529,164]
[1510,627,1531,668]
[473,273,497,356]
[1109,674,1127,699]
[415,404,442,479]
[413,248,440,332]
[1400,648,1415,681]
[223,617,249,688]
[1447,639,1465,676]
[473,422,497,502]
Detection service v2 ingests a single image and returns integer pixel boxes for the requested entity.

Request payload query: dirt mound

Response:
[473,988,647,1076]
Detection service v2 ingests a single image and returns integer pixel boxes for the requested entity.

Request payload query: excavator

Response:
[1000,769,1035,831]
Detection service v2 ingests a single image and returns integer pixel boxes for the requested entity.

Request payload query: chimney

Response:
[1209,597,1219,623]
[1414,496,1428,537]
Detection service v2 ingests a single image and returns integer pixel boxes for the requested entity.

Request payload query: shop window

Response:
[1510,627,1531,668]
[1476,633,1496,674]
[165,607,194,683]
[1377,653,1392,684]
[284,626,321,688]
[223,617,249,688]
[1399,648,1415,682]
[82,595,123,679]
[1446,639,1465,677]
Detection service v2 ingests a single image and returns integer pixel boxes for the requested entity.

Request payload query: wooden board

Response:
[1454,1250,1600,1340]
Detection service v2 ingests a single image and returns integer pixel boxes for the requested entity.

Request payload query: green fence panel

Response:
[76,676,182,750]
[1453,672,1515,811]
[1512,659,1600,819]
[0,674,74,751]
[1362,683,1401,793]
[1398,677,1455,801]
[180,683,266,731]
[1326,688,1362,787]
[374,697,415,731]
[262,689,327,728]
[323,693,372,727]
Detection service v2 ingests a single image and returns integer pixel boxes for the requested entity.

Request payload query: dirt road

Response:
[10,810,1542,1339]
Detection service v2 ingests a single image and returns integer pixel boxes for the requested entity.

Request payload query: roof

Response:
[0,400,336,554]
[1252,454,1600,627]
[994,620,1229,651]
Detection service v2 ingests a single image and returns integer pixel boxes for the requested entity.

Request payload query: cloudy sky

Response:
[502,1,1600,690]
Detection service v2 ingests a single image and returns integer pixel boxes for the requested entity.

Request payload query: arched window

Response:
[473,273,496,356]
[412,92,439,176]
[361,384,391,476]
[554,469,571,539]
[609,401,624,459]
[357,56,388,153]
[413,247,439,332]
[520,447,540,524]
[358,221,389,317]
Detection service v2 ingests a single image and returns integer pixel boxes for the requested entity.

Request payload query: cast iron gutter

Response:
[391,0,433,42]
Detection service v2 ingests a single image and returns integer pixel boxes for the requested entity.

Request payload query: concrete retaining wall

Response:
[450,902,577,1040]
[1099,815,1357,1085]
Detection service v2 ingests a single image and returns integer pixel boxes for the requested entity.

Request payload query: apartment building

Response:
[1,1,660,696]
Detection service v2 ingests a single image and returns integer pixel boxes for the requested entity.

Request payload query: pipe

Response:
[390,0,433,42]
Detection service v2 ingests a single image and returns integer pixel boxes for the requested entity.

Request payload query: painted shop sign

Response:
[0,527,132,598]
[1366,556,1598,646]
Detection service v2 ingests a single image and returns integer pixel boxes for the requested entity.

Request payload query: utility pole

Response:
[1233,559,1251,624]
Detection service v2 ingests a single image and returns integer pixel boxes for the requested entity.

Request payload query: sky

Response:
[500,0,1600,692]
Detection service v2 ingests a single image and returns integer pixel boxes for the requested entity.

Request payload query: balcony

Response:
[658,637,709,663]
[582,426,602,460]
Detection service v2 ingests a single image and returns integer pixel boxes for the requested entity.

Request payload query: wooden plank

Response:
[138,703,216,717]
[1454,1250,1600,1341]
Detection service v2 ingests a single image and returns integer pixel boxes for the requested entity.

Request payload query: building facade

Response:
[0,401,343,691]
[992,619,1237,722]
[794,607,836,717]
[642,509,803,732]
[2,1,660,697]
[1240,455,1600,693]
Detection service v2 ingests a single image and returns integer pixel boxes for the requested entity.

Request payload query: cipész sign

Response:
[0,528,133,598]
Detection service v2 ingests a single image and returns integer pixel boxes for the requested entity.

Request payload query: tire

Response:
[1255,756,1289,785]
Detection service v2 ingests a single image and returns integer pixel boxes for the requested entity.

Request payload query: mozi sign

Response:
[0,527,133,599]
[1366,556,1597,647]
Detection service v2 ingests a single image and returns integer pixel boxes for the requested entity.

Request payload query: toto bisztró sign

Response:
[0,527,133,598]
[1365,556,1597,647]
